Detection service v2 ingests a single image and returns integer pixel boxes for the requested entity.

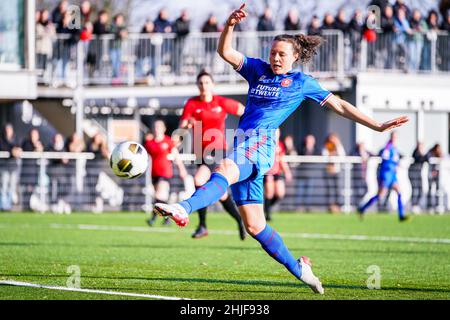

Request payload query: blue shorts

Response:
[226,132,275,207]
[378,171,398,189]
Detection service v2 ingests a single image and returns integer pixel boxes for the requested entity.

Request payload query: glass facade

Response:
[0,0,24,68]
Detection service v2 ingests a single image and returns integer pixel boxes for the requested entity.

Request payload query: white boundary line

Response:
[0,280,192,300]
[43,223,450,245]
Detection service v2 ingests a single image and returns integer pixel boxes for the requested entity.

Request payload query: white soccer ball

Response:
[110,141,149,179]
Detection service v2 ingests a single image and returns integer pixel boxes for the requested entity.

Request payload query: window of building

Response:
[0,0,24,69]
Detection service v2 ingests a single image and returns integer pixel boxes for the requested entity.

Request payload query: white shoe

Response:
[153,203,189,227]
[299,256,324,294]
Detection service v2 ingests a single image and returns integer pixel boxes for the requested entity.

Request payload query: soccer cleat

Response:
[299,256,324,294]
[191,226,209,239]
[153,203,189,227]
[399,215,411,222]
[146,215,157,227]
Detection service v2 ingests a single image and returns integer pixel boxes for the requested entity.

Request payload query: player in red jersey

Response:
[264,129,292,221]
[179,71,247,240]
[145,119,187,226]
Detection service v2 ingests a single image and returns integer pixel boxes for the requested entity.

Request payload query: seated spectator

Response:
[0,124,22,211]
[284,9,301,31]
[87,133,109,160]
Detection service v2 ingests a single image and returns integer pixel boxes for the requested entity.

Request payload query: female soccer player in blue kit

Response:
[154,4,408,294]
[358,131,409,221]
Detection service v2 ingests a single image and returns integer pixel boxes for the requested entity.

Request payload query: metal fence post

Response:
[343,162,353,214]
[38,156,47,213]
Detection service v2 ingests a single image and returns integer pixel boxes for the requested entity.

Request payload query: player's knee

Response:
[215,159,239,184]
[244,220,265,237]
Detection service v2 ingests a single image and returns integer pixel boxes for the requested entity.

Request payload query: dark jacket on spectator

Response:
[381,14,397,33]
[257,15,275,31]
[284,16,301,31]
[93,20,110,35]
[173,17,190,37]
[154,17,172,33]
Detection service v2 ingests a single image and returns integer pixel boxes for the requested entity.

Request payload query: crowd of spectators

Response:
[34,0,450,85]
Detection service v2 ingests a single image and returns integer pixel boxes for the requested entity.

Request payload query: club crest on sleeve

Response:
[281,78,293,87]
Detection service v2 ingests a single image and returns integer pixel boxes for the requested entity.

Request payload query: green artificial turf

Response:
[0,212,449,300]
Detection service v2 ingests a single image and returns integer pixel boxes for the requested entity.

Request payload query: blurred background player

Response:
[264,129,292,221]
[145,119,187,226]
[179,71,246,240]
[358,132,409,221]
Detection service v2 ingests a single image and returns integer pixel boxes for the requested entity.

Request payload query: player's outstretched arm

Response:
[217,3,248,69]
[325,95,409,132]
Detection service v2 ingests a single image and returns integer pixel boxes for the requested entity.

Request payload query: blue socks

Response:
[179,173,229,214]
[359,195,379,214]
[254,224,302,280]
[397,193,404,219]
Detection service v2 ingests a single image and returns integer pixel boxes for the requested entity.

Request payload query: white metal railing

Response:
[1,153,448,214]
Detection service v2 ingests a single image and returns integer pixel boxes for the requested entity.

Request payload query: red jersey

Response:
[267,141,286,175]
[144,135,175,178]
[181,95,240,151]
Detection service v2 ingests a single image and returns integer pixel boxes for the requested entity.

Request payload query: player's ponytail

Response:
[273,34,323,64]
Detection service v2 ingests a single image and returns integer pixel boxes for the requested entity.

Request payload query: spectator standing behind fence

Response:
[393,0,411,20]
[51,0,68,30]
[201,14,220,71]
[409,9,428,71]
[173,10,191,75]
[87,133,109,160]
[154,9,173,69]
[426,144,443,214]
[322,133,346,214]
[299,134,320,212]
[348,10,364,70]
[46,133,71,214]
[394,7,413,71]
[110,14,128,82]
[135,20,156,81]
[90,10,110,77]
[409,142,427,214]
[0,124,22,211]
[284,9,301,31]
[21,128,44,211]
[351,142,373,206]
[36,9,56,78]
[381,5,397,69]
[440,12,450,71]
[80,0,92,25]
[421,10,440,71]
[257,7,275,61]
[54,12,80,85]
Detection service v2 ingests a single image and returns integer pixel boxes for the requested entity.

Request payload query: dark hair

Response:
[196,70,214,83]
[273,34,323,64]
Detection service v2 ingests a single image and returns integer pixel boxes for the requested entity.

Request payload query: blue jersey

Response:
[228,55,332,206]
[236,55,332,133]
[379,142,400,174]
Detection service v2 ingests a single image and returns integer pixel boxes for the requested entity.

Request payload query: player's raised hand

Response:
[227,3,248,26]
[377,116,409,132]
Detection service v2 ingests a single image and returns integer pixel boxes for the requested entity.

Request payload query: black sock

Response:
[270,196,279,206]
[198,207,207,228]
[264,197,272,220]
[153,199,167,218]
[220,196,242,224]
